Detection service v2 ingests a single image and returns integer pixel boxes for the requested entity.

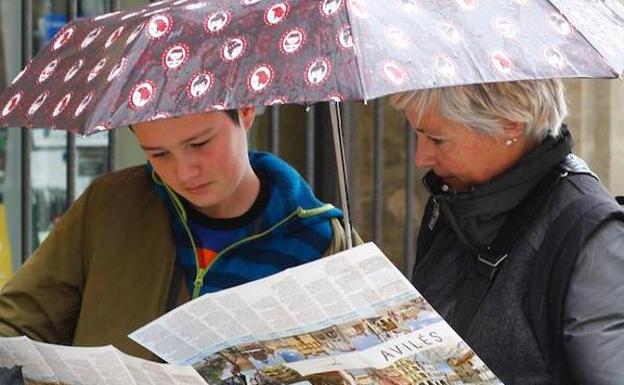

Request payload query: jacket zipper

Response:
[163,183,335,299]
[428,198,440,230]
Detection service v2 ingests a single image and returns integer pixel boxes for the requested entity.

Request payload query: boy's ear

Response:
[239,106,256,130]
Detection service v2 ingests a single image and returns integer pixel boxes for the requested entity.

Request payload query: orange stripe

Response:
[196,248,218,269]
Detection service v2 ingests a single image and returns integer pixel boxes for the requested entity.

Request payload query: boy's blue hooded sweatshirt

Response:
[150,151,343,298]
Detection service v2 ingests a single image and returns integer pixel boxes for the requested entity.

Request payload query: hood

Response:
[249,151,343,234]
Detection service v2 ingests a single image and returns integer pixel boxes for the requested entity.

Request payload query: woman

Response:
[390,79,624,384]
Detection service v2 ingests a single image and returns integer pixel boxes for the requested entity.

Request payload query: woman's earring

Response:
[505,137,518,146]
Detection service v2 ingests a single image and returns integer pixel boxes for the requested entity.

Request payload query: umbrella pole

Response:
[329,102,354,249]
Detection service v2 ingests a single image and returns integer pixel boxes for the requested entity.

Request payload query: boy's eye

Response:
[151,152,168,159]
[190,139,210,148]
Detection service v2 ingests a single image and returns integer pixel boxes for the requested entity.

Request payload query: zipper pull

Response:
[428,198,440,231]
[192,277,203,299]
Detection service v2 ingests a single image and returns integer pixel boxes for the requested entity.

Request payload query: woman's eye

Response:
[151,152,168,158]
[430,137,444,145]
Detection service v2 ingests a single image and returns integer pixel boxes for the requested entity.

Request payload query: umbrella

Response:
[1,0,623,245]
[2,0,624,133]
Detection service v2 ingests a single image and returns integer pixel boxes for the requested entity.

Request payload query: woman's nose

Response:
[414,137,435,168]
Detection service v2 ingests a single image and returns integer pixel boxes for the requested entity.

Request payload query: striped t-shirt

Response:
[180,174,271,296]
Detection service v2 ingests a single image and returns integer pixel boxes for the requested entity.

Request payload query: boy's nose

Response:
[176,159,200,182]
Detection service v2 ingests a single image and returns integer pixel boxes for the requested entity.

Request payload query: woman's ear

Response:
[502,120,524,140]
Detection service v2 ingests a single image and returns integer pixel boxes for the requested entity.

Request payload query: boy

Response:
[0,107,352,359]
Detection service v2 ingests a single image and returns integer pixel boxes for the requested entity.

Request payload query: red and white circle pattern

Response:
[337,26,354,49]
[75,92,95,118]
[221,37,247,62]
[549,13,572,35]
[490,51,514,75]
[81,27,103,49]
[87,58,108,82]
[126,23,146,45]
[455,0,477,10]
[281,28,306,54]
[398,0,419,14]
[439,23,462,43]
[248,65,274,93]
[129,81,157,109]
[493,18,517,39]
[544,47,566,69]
[147,14,173,39]
[2,93,22,117]
[265,3,289,26]
[349,0,369,19]
[162,44,190,70]
[105,26,125,48]
[38,59,60,84]
[205,11,231,34]
[64,59,84,82]
[28,91,49,116]
[53,27,76,51]
[108,58,127,82]
[187,72,214,98]
[53,93,73,118]
[305,58,331,86]
[320,0,342,17]
[383,61,407,85]
[434,55,457,78]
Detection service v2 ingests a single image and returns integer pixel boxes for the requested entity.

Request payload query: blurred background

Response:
[0,0,623,286]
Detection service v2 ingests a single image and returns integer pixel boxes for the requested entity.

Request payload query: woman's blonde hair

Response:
[389,79,568,140]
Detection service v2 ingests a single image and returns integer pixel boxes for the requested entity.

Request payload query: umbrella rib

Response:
[343,1,367,101]
[547,0,622,78]
[442,12,491,87]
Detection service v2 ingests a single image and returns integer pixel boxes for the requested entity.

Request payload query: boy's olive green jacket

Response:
[0,166,358,360]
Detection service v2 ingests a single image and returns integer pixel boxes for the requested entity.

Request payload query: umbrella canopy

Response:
[0,0,623,135]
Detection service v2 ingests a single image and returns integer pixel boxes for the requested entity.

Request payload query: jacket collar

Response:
[247,151,343,234]
[424,126,573,248]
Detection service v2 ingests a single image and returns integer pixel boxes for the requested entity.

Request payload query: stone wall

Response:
[567,80,624,194]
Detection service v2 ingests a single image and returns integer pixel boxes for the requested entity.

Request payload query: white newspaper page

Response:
[34,343,136,385]
[0,336,58,384]
[117,350,209,385]
[32,342,83,384]
[131,242,504,385]
[0,336,209,385]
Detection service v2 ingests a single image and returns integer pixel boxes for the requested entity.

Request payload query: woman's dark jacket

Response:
[413,128,624,384]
